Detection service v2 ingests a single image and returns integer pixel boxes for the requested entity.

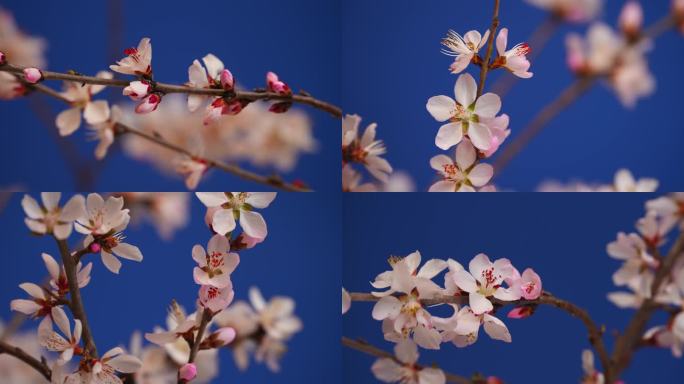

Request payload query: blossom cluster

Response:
[0,17,318,190]
[344,251,542,384]
[142,192,302,381]
[606,193,684,357]
[11,193,143,383]
[426,22,533,192]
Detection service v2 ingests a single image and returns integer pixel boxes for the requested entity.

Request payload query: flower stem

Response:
[56,238,98,357]
[476,0,501,98]
[179,309,212,384]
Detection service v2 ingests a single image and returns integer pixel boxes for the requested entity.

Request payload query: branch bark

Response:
[179,309,212,384]
[0,64,341,118]
[342,337,473,384]
[56,238,98,357]
[476,0,501,97]
[0,340,52,381]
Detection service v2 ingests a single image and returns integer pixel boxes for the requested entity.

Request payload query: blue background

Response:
[0,192,342,383]
[341,0,684,191]
[343,193,683,383]
[0,0,340,191]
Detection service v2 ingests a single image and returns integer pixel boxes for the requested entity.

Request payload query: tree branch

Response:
[0,64,341,118]
[476,0,501,97]
[341,337,473,384]
[609,231,684,380]
[179,309,212,384]
[350,290,611,375]
[56,238,98,357]
[24,82,310,192]
[0,339,52,381]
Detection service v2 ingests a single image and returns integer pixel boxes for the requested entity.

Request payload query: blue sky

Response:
[343,193,684,383]
[0,0,340,191]
[341,0,684,191]
[0,192,342,383]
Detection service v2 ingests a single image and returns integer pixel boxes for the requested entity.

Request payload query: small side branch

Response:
[0,339,52,381]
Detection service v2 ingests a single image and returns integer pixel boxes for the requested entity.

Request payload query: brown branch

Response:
[341,337,473,384]
[491,14,676,176]
[0,64,341,118]
[492,77,595,172]
[0,339,52,381]
[25,82,310,192]
[56,238,98,357]
[609,231,684,380]
[476,0,501,97]
[350,290,611,375]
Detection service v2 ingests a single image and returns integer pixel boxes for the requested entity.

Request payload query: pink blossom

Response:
[220,69,234,91]
[110,37,152,76]
[198,284,235,313]
[619,1,643,38]
[192,234,240,289]
[266,71,291,95]
[135,93,162,114]
[23,67,42,83]
[495,28,533,78]
[513,268,542,300]
[179,363,197,381]
[441,29,490,74]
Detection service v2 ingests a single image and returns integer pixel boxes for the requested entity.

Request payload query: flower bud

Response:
[135,93,162,114]
[179,363,197,381]
[23,67,42,84]
[213,327,236,346]
[220,69,234,91]
[123,80,151,100]
[507,306,534,319]
[266,71,291,95]
[619,1,643,39]
[90,243,102,253]
[0,51,6,65]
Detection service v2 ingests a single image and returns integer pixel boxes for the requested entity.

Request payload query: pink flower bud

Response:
[179,363,197,381]
[135,93,162,114]
[507,306,533,319]
[266,71,291,95]
[565,35,586,73]
[23,67,42,84]
[214,327,236,346]
[269,101,292,114]
[90,243,102,253]
[519,268,542,300]
[220,69,234,91]
[123,80,151,100]
[619,1,643,37]
[0,51,6,65]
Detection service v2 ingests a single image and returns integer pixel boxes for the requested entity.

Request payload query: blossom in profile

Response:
[441,29,490,74]
[494,28,533,78]
[38,307,81,364]
[342,114,393,183]
[371,340,445,384]
[61,347,142,383]
[110,37,152,76]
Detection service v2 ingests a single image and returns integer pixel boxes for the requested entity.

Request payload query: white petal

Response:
[455,140,476,169]
[83,100,110,125]
[51,307,71,340]
[41,192,60,211]
[483,314,512,342]
[195,192,228,207]
[413,326,442,350]
[372,296,402,320]
[107,354,142,373]
[188,60,208,87]
[101,251,122,274]
[371,358,403,382]
[202,54,224,79]
[468,164,493,187]
[429,180,457,192]
[419,368,446,384]
[60,194,86,222]
[53,223,73,240]
[496,28,508,55]
[474,93,501,118]
[245,192,277,208]
[56,108,82,136]
[417,259,448,279]
[187,94,206,112]
[426,96,456,122]
[212,209,236,236]
[452,270,478,293]
[22,195,44,219]
[19,282,46,300]
[111,243,143,261]
[395,339,419,364]
[468,121,493,151]
[435,122,463,150]
[10,299,41,314]
[240,210,268,239]
[192,244,207,266]
[42,253,61,280]
[429,155,453,173]
[469,292,493,314]
[455,73,477,107]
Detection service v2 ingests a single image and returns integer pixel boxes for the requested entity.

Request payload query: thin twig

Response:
[476,0,501,97]
[0,339,52,380]
[341,337,473,384]
[0,64,342,118]
[56,238,98,357]
[25,82,310,192]
[609,232,684,380]
[350,290,611,375]
[179,309,212,384]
